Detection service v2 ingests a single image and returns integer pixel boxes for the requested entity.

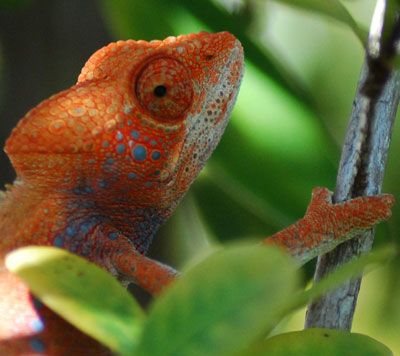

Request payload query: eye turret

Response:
[135,58,193,121]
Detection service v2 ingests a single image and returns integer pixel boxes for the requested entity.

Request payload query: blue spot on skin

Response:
[145,182,152,188]
[73,188,81,195]
[127,119,133,126]
[116,143,126,154]
[102,141,110,148]
[128,172,137,180]
[73,186,92,195]
[106,157,115,165]
[99,179,108,188]
[80,221,93,234]
[150,139,157,146]
[30,338,45,353]
[151,151,161,160]
[31,318,45,333]
[54,235,63,247]
[66,226,76,237]
[108,232,118,240]
[130,130,140,139]
[132,145,147,161]
[84,186,93,194]
[116,131,124,141]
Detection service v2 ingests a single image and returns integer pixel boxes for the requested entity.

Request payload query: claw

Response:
[311,187,333,202]
[306,187,333,214]
[381,193,396,208]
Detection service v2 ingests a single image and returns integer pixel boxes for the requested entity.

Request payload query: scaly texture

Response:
[0,32,394,355]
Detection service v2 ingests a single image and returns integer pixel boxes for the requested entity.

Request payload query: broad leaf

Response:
[242,328,392,355]
[5,247,144,355]
[136,244,299,356]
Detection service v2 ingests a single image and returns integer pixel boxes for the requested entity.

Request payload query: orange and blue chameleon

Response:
[0,32,394,355]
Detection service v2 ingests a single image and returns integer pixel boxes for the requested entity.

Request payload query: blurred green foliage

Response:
[1,0,400,354]
[8,245,395,355]
[243,328,392,355]
[273,0,368,44]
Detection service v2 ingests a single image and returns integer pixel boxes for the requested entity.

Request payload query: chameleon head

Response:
[5,32,243,210]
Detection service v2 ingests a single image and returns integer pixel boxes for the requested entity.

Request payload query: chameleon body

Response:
[0,32,394,355]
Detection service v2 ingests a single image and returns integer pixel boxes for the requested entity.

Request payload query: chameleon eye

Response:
[135,58,193,121]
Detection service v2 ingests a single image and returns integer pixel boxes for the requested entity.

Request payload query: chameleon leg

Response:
[102,188,393,293]
[112,248,178,295]
[264,187,394,264]
[90,228,179,296]
[112,246,178,295]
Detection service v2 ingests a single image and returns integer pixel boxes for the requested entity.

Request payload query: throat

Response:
[60,199,168,255]
[105,205,167,253]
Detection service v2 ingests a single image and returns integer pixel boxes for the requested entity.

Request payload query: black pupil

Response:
[154,85,167,98]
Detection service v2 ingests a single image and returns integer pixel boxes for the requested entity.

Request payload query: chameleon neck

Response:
[0,182,171,256]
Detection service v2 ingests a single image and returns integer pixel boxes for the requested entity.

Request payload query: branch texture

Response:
[305,2,400,330]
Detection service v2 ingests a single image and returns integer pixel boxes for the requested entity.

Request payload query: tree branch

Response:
[305,0,400,330]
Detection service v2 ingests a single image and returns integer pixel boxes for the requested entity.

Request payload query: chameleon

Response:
[0,31,394,355]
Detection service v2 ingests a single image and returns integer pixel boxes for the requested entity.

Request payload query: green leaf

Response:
[5,247,145,355]
[136,244,299,356]
[273,0,368,45]
[241,328,392,355]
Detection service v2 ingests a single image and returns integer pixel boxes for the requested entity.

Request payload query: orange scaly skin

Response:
[0,32,394,355]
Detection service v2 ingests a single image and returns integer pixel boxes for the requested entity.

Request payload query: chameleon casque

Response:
[0,32,395,355]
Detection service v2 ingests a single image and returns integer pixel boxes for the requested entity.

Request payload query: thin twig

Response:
[305,1,400,330]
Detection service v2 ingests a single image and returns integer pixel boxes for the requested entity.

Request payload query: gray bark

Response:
[305,1,400,329]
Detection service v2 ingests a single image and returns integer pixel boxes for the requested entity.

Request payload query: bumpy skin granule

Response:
[0,32,394,355]
[265,187,394,264]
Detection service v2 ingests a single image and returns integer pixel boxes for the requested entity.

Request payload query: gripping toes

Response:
[264,188,394,263]
[340,193,395,229]
[306,187,394,235]
[311,187,333,203]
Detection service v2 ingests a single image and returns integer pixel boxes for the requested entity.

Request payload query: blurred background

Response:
[0,0,399,353]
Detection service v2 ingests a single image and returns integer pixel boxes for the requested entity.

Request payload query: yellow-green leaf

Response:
[241,328,392,355]
[136,244,299,356]
[5,246,144,355]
